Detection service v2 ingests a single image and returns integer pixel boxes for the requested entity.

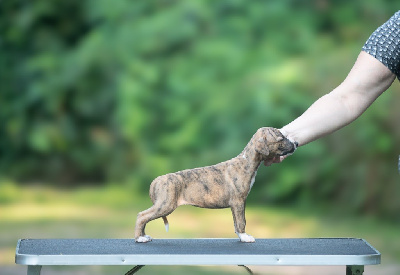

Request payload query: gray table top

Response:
[15,238,381,266]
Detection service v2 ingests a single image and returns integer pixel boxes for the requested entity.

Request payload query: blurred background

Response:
[1,0,399,274]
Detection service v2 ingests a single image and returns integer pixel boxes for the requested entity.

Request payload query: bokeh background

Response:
[1,1,399,274]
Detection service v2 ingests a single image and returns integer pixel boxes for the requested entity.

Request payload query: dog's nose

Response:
[279,148,293,156]
[279,140,297,156]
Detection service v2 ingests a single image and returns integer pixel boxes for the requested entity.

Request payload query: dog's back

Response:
[150,162,230,209]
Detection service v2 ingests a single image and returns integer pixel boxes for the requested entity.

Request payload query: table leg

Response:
[346,265,364,275]
[27,265,42,275]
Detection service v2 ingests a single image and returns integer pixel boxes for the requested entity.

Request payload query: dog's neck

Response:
[231,140,265,196]
[238,138,265,170]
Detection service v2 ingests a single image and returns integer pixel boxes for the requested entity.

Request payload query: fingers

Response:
[279,155,289,162]
[264,156,280,166]
[263,159,273,166]
[263,155,290,166]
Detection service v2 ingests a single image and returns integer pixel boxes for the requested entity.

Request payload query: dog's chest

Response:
[248,163,261,195]
[249,172,257,191]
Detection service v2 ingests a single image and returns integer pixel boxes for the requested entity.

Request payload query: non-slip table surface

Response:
[16,238,381,266]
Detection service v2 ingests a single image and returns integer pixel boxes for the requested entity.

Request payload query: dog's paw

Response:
[238,233,255,243]
[135,235,152,243]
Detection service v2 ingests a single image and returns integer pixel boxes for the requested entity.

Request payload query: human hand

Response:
[264,155,289,166]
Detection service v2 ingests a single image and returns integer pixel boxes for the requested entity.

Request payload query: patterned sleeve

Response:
[362,10,400,80]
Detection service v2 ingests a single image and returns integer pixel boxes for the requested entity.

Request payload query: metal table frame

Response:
[15,238,380,275]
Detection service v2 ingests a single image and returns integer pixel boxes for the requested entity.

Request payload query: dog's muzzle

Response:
[279,141,298,156]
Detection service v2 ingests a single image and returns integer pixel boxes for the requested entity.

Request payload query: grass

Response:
[1,183,399,274]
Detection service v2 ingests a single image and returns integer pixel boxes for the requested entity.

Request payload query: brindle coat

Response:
[135,127,295,243]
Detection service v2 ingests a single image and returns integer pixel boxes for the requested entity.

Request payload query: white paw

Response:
[238,233,255,243]
[136,235,152,243]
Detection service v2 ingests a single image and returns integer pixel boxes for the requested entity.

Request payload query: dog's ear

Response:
[255,137,270,156]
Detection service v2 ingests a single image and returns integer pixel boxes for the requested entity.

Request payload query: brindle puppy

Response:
[135,127,296,243]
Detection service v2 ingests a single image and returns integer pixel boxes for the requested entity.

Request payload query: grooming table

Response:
[15,238,380,274]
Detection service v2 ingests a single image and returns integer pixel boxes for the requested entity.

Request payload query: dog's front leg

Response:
[230,202,255,243]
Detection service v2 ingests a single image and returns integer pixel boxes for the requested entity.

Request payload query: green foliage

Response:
[0,0,399,218]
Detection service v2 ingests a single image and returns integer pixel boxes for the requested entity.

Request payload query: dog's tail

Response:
[162,216,169,232]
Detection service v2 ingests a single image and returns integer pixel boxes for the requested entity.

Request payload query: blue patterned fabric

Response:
[362,11,400,79]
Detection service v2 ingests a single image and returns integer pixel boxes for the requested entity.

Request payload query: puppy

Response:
[135,127,295,243]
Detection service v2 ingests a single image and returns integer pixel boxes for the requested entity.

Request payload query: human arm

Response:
[282,51,395,147]
[264,51,395,166]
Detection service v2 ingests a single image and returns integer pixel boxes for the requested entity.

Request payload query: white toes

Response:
[238,233,255,243]
[135,235,152,243]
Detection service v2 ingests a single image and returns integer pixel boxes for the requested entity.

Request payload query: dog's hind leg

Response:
[135,176,181,242]
[134,205,157,242]
[134,200,177,243]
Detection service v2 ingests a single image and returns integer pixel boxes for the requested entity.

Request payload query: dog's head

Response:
[254,127,296,159]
